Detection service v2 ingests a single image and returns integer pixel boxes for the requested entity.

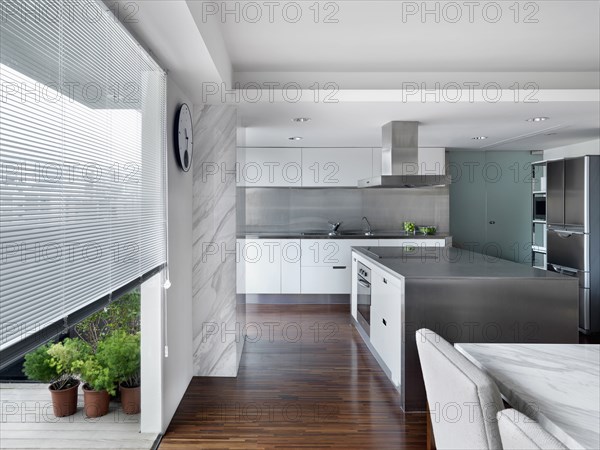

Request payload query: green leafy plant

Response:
[74,290,140,350]
[97,331,140,388]
[72,352,117,396]
[23,339,85,390]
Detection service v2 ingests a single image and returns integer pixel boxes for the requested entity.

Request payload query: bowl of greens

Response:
[417,225,437,235]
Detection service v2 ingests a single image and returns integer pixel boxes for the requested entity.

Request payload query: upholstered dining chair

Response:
[497,409,567,449]
[415,328,505,449]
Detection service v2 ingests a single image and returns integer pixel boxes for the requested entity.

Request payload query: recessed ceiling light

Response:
[527,117,549,122]
[292,118,311,123]
[472,136,488,140]
[288,136,303,141]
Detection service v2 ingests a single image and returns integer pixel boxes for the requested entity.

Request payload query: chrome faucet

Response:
[328,221,342,236]
[362,216,373,236]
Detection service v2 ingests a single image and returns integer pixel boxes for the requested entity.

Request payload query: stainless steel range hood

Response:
[358,121,450,188]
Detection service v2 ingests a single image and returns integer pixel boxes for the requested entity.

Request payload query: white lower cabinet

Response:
[237,238,441,296]
[280,240,301,293]
[301,266,350,294]
[370,269,403,387]
[237,239,300,294]
[300,239,379,294]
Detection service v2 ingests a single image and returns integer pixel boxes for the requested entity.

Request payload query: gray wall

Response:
[163,77,194,431]
[192,105,244,376]
[241,187,449,233]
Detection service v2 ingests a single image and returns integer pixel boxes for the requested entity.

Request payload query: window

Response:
[0,0,167,358]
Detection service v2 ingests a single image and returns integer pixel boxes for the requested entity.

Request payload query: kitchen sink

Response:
[340,230,374,236]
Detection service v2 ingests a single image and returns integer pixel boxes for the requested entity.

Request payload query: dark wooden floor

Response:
[159,304,426,449]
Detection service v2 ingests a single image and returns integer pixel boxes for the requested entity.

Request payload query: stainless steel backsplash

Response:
[238,187,449,233]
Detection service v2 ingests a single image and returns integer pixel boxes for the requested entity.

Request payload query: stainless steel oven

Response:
[356,262,371,336]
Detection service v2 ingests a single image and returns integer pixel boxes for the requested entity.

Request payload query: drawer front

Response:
[301,239,377,267]
[547,229,586,270]
[300,266,351,294]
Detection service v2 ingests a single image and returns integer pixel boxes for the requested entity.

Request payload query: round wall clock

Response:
[175,103,193,172]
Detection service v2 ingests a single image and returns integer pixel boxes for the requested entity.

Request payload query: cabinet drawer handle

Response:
[332,266,347,269]
[383,278,388,284]
[382,318,387,326]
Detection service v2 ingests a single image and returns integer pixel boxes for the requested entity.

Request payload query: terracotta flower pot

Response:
[119,383,140,414]
[48,381,79,417]
[82,385,110,418]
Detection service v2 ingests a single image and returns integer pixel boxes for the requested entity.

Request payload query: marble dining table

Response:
[455,343,600,450]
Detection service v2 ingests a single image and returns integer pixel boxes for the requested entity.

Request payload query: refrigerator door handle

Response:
[551,229,583,238]
[550,264,579,275]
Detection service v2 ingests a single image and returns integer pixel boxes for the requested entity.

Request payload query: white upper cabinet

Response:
[238,147,376,188]
[237,148,302,187]
[301,148,373,187]
[372,147,446,176]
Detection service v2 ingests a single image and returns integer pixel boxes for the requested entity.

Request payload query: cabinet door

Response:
[301,240,347,267]
[547,159,565,226]
[302,148,372,187]
[280,239,301,293]
[565,158,585,228]
[301,239,378,267]
[370,270,403,386]
[237,148,302,187]
[239,239,281,294]
[300,240,379,294]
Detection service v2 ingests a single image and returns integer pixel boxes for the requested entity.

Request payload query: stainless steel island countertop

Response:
[353,246,570,279]
[238,231,451,240]
[352,246,580,412]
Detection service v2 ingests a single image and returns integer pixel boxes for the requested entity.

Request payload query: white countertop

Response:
[455,343,600,450]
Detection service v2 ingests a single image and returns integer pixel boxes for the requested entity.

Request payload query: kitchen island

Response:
[351,246,579,412]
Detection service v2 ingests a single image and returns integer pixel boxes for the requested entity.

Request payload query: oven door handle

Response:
[357,279,371,288]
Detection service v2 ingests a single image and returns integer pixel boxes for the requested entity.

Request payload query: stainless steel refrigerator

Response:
[546,156,599,334]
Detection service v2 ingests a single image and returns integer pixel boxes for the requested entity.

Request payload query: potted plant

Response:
[22,339,84,417]
[72,349,117,418]
[98,331,141,414]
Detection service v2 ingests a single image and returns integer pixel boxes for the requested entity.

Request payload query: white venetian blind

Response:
[0,0,167,351]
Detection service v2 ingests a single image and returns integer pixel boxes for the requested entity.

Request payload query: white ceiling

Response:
[237,97,600,149]
[218,1,599,74]
[106,0,600,151]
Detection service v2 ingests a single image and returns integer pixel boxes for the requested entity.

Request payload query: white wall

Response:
[140,273,164,433]
[162,77,194,431]
[544,139,600,160]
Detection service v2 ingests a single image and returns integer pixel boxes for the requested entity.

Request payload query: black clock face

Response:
[176,104,193,172]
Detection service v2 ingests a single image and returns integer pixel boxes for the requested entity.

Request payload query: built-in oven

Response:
[356,262,371,336]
